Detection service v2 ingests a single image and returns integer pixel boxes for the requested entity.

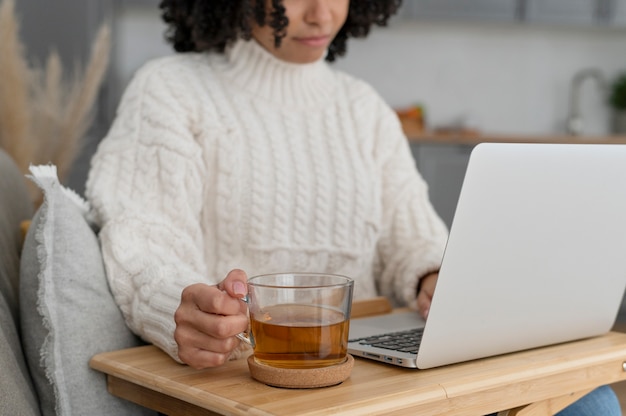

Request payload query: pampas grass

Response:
[0,0,110,204]
[0,0,32,174]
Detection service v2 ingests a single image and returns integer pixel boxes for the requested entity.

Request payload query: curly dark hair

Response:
[159,0,402,62]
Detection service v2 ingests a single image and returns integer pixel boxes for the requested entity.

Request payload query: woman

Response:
[87,0,445,366]
[85,1,619,414]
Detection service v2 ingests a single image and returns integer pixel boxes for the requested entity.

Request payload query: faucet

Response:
[566,68,607,136]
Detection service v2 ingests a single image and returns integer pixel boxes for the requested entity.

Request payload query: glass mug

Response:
[236,273,354,369]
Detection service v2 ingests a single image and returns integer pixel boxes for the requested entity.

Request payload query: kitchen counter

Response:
[408,132,626,145]
[401,121,626,146]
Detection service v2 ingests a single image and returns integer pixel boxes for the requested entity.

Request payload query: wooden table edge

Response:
[90,331,626,416]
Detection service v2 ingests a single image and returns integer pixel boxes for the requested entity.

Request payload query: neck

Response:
[217,39,337,108]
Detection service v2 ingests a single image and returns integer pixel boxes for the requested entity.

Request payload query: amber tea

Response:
[250,304,349,369]
[236,273,354,372]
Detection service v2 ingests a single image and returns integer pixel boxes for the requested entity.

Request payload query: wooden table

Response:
[90,301,626,416]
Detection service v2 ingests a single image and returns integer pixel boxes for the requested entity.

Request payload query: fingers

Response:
[174,279,249,369]
[218,268,249,299]
[416,272,439,319]
[416,290,431,319]
[175,311,247,368]
[184,282,244,316]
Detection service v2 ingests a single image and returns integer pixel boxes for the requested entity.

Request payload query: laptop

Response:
[348,142,626,369]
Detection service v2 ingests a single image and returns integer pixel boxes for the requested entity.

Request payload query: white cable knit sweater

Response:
[85,39,448,362]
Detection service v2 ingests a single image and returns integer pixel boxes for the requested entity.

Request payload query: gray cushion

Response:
[0,149,40,416]
[20,165,156,416]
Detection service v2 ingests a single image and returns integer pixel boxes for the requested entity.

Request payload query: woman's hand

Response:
[174,269,249,369]
[416,272,438,319]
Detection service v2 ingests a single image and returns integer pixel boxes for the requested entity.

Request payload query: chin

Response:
[274,42,325,64]
[285,51,326,64]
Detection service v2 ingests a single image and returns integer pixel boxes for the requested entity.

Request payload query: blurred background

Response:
[10,0,626,205]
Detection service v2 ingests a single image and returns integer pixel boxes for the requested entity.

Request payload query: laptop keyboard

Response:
[349,328,424,354]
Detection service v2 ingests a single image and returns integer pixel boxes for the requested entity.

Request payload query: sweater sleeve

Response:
[85,61,209,362]
[373,101,449,307]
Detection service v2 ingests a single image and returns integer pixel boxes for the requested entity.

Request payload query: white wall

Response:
[334,21,626,136]
[113,7,626,137]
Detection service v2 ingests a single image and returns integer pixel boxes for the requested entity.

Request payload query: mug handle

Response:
[235,295,253,346]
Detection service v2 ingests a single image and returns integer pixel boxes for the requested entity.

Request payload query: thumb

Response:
[221,269,248,299]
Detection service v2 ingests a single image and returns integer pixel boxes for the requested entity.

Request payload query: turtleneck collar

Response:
[214,38,337,108]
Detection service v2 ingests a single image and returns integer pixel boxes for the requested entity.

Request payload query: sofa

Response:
[0,149,38,415]
[0,148,156,416]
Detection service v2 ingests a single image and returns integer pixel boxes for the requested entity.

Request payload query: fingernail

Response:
[233,282,247,296]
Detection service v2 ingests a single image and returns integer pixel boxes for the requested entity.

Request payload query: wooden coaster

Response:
[247,354,354,388]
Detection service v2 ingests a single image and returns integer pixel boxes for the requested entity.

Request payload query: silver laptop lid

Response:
[417,143,626,369]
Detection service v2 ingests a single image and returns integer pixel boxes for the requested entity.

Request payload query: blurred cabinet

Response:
[409,143,473,229]
[524,0,604,25]
[401,0,522,22]
[607,0,626,25]
[401,0,623,26]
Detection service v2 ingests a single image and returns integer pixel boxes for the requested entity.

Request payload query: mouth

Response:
[293,35,331,48]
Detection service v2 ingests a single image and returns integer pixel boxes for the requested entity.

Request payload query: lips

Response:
[294,35,331,48]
